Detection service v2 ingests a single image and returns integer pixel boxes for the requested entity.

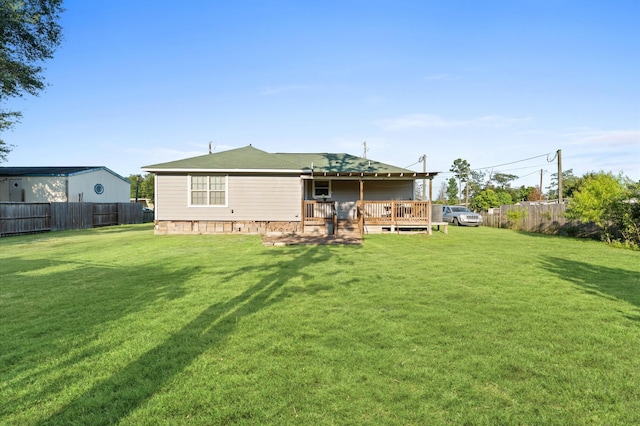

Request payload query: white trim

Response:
[312,179,331,199]
[67,167,131,184]
[187,174,229,207]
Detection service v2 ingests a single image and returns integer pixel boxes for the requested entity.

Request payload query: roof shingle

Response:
[143,145,415,174]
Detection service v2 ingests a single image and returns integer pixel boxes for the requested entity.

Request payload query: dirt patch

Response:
[262,234,362,246]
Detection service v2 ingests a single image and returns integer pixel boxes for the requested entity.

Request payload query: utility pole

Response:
[539,169,543,201]
[419,154,427,201]
[557,149,563,204]
[135,175,140,203]
[465,171,469,206]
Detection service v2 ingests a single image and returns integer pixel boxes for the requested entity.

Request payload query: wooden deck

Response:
[302,200,446,235]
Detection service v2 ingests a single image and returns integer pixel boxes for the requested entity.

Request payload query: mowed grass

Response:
[1,225,639,425]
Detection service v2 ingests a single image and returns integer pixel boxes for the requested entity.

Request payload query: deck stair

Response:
[337,219,361,237]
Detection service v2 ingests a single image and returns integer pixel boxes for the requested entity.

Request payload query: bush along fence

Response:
[482,203,600,238]
[0,202,151,237]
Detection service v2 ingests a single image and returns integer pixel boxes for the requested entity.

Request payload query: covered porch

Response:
[299,169,441,236]
[302,200,445,235]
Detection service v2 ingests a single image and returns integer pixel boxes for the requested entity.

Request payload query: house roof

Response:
[143,146,302,171]
[143,145,438,178]
[276,152,414,174]
[0,166,130,183]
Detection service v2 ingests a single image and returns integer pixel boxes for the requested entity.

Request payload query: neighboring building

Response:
[0,167,130,203]
[143,145,439,235]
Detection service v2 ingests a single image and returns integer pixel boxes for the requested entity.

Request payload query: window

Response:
[190,175,227,206]
[313,180,331,198]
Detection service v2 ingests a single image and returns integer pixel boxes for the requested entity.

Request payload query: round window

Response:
[94,183,104,194]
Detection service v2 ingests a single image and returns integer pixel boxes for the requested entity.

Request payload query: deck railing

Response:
[302,200,335,222]
[302,200,439,235]
[357,200,431,224]
[303,200,432,224]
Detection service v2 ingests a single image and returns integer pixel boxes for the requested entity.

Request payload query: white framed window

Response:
[189,175,227,206]
[313,180,331,198]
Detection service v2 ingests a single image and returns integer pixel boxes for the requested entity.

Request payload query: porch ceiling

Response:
[310,171,438,179]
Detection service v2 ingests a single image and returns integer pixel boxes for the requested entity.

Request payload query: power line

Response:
[438,163,549,176]
[490,163,550,173]
[433,152,553,175]
[416,151,557,180]
[517,168,546,179]
[474,153,552,171]
[404,160,422,168]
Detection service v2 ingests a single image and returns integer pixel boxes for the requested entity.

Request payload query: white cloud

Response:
[545,128,640,178]
[565,129,640,148]
[380,113,532,130]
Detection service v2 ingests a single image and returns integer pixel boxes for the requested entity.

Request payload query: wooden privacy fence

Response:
[0,202,145,237]
[483,203,599,237]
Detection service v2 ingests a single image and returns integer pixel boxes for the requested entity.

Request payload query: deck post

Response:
[391,200,396,232]
[359,180,364,236]
[428,178,433,235]
[300,180,305,234]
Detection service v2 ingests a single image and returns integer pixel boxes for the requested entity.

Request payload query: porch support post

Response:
[428,177,433,235]
[391,200,396,232]
[359,179,364,236]
[300,179,305,234]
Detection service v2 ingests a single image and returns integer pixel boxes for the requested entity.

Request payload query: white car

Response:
[442,205,483,227]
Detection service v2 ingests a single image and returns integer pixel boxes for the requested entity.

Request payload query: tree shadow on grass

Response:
[541,256,640,322]
[41,244,334,425]
[0,257,197,419]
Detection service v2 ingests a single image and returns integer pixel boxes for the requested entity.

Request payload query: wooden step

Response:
[337,220,361,237]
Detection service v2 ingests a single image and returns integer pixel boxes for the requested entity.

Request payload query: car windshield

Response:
[451,207,471,212]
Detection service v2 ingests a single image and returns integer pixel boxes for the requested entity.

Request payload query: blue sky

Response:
[4,0,639,193]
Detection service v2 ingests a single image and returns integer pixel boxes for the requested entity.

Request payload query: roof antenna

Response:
[208,141,212,154]
[363,141,369,159]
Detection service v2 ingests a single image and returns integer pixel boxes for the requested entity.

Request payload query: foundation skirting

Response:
[154,220,300,235]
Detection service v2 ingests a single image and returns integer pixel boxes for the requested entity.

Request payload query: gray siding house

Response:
[142,145,438,235]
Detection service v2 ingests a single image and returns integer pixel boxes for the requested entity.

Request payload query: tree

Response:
[127,174,141,198]
[445,177,458,204]
[435,181,448,204]
[514,185,536,202]
[128,173,155,202]
[612,179,640,247]
[471,187,514,211]
[414,181,425,201]
[491,172,518,190]
[140,173,154,202]
[449,158,471,204]
[496,190,513,206]
[467,169,485,200]
[548,169,579,199]
[471,188,500,211]
[526,186,545,202]
[565,172,626,243]
[0,0,64,161]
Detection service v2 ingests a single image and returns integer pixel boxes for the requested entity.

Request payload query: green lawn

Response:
[1,225,639,425]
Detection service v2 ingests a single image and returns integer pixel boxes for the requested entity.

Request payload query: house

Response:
[0,167,130,203]
[142,145,439,235]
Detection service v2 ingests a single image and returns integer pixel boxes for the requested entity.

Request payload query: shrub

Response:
[505,207,528,230]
